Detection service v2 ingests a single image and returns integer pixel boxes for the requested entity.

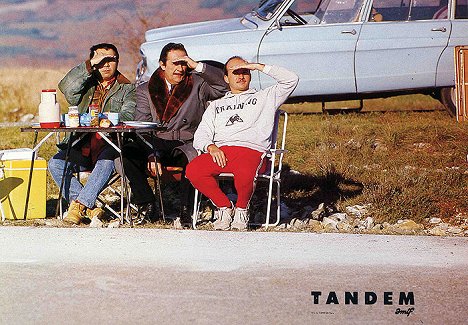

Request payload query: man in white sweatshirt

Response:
[186,56,298,230]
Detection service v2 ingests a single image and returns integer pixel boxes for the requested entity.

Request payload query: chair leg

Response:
[151,174,165,222]
[192,188,200,229]
[264,177,275,229]
[274,181,281,227]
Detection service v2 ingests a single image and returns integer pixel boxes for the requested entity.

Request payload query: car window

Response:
[371,0,410,21]
[456,0,468,18]
[409,0,448,20]
[279,0,321,25]
[371,0,448,21]
[316,0,366,24]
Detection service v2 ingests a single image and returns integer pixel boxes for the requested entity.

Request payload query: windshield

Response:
[255,0,285,20]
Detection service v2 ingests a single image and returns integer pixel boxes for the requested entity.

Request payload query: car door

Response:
[355,0,451,92]
[257,0,363,97]
[436,0,468,86]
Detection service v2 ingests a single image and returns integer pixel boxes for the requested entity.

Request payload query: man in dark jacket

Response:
[122,42,227,227]
[48,43,135,225]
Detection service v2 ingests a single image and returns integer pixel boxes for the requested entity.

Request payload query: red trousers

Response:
[186,146,266,209]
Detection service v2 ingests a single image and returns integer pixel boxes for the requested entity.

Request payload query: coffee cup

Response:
[107,112,119,126]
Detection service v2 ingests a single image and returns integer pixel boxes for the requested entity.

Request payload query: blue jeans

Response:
[48,147,115,208]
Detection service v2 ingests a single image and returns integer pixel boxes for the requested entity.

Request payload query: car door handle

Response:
[431,27,447,32]
[341,29,357,35]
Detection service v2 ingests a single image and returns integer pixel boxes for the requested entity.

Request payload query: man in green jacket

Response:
[48,43,136,225]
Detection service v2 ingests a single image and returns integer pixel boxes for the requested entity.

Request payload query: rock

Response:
[372,224,383,231]
[429,226,447,236]
[288,169,302,175]
[429,217,442,224]
[311,203,326,220]
[352,218,361,228]
[390,220,424,234]
[322,217,338,229]
[307,219,323,231]
[107,219,120,228]
[345,204,370,218]
[329,212,348,222]
[447,227,462,234]
[364,216,374,229]
[323,223,338,231]
[395,219,424,230]
[337,222,353,232]
[173,218,183,230]
[19,113,35,122]
[89,216,103,228]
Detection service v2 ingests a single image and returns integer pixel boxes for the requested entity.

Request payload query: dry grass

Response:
[0,68,68,120]
[1,68,467,226]
[278,111,468,224]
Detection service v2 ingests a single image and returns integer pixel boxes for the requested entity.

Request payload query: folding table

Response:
[21,125,166,225]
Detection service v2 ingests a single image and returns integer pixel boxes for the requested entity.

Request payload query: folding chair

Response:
[191,110,289,229]
[113,136,187,224]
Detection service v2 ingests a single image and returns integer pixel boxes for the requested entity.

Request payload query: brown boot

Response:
[86,207,105,220]
[64,200,86,225]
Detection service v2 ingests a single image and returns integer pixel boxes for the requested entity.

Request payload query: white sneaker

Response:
[212,207,233,230]
[231,208,249,231]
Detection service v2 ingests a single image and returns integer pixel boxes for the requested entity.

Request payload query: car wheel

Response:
[440,87,457,117]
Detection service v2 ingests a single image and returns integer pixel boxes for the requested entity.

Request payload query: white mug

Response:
[107,112,119,126]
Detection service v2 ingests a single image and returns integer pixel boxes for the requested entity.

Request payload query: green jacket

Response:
[58,60,136,121]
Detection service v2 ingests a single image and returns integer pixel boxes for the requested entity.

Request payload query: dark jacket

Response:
[135,62,227,161]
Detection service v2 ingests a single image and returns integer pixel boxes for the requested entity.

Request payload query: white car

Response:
[137,0,468,115]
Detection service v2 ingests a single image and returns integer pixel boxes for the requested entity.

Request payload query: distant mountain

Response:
[0,0,258,70]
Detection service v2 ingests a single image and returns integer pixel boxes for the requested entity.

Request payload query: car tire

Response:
[440,87,457,117]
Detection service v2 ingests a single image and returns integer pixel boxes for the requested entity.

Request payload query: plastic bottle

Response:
[68,106,80,127]
[38,89,61,128]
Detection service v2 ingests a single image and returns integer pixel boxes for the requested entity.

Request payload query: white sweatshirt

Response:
[193,65,299,153]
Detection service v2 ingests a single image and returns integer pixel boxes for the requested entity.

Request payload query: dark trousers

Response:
[122,138,190,206]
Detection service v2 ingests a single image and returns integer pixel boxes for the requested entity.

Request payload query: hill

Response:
[0,0,258,71]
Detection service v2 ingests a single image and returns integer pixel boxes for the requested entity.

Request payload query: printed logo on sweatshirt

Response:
[215,97,257,114]
[226,114,243,126]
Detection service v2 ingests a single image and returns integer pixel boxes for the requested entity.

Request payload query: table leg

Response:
[116,133,132,227]
[55,133,74,219]
[23,131,38,220]
[150,132,165,222]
